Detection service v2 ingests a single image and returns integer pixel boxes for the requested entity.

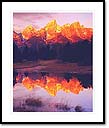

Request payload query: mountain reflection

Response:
[14,72,92,96]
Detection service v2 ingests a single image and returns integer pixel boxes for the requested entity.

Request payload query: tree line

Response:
[13,37,92,66]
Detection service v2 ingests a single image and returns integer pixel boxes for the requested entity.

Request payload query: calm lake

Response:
[13,71,93,112]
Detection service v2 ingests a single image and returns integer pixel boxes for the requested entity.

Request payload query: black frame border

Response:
[1,0,105,124]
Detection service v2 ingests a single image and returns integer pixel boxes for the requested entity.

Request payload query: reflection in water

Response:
[22,76,83,96]
[13,72,93,112]
[14,72,92,96]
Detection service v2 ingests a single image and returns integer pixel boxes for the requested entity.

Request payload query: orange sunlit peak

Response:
[22,25,38,40]
[23,25,37,31]
[45,19,57,30]
[72,21,80,26]
[20,20,93,43]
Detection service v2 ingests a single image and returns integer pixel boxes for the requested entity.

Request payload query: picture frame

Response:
[1,0,105,124]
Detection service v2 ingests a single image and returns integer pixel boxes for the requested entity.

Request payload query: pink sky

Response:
[13,13,92,33]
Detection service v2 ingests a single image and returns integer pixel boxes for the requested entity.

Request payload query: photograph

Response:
[2,1,105,124]
[13,13,93,112]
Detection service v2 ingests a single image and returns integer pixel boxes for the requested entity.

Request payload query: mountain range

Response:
[13,20,93,65]
[13,20,93,46]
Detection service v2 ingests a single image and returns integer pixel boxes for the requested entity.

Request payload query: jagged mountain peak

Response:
[14,20,93,44]
[22,25,38,40]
